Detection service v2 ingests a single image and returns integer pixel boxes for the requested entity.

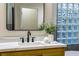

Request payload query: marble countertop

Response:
[0,41,66,52]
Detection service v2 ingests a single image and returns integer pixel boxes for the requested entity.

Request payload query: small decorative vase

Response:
[48,34,54,42]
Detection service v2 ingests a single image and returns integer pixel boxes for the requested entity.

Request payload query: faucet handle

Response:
[32,37,35,42]
[20,37,24,43]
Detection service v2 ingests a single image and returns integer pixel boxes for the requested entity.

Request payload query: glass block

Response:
[68,32,72,37]
[74,11,78,15]
[68,9,73,13]
[58,12,62,16]
[57,19,62,23]
[68,4,73,9]
[74,4,78,10]
[62,3,67,9]
[72,39,77,44]
[62,39,66,44]
[57,25,61,31]
[68,13,72,17]
[62,19,66,24]
[68,4,73,14]
[57,3,79,45]
[73,25,77,30]
[74,19,78,24]
[57,32,61,38]
[73,13,78,17]
[68,19,72,23]
[57,21,62,25]
[58,3,62,9]
[62,9,67,12]
[68,25,72,30]
[62,32,66,38]
[76,39,79,44]
[62,12,67,17]
[62,25,66,31]
[68,39,71,45]
[74,4,78,16]
[73,32,78,37]
[57,17,62,21]
[58,8,62,12]
[78,25,79,30]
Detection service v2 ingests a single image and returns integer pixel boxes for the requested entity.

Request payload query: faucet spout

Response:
[27,30,31,42]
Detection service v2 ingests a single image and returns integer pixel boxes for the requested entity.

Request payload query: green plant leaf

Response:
[39,23,56,34]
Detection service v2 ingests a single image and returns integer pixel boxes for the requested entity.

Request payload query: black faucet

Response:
[27,30,31,42]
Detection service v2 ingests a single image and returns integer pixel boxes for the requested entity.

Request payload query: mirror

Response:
[6,3,45,31]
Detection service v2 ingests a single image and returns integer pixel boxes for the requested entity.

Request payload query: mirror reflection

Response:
[6,3,44,31]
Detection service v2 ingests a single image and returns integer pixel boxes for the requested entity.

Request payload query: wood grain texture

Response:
[0,47,65,56]
[42,48,64,56]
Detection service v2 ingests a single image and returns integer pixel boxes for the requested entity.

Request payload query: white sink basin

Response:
[18,41,63,46]
[18,41,45,46]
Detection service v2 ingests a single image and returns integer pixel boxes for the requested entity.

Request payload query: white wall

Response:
[45,3,57,25]
[0,3,57,42]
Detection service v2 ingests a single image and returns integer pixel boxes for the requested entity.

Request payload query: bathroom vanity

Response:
[0,41,66,56]
[3,3,66,56]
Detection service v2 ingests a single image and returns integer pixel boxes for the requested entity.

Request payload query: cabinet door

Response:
[42,48,64,56]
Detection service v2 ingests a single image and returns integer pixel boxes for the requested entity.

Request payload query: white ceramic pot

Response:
[48,34,54,41]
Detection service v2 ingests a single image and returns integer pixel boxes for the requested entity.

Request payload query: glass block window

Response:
[57,3,79,45]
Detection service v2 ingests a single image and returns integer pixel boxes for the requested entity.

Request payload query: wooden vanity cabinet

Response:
[1,49,42,56]
[42,48,64,56]
[0,47,64,56]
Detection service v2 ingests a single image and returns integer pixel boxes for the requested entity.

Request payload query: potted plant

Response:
[45,24,56,41]
[39,23,56,41]
[45,24,56,34]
